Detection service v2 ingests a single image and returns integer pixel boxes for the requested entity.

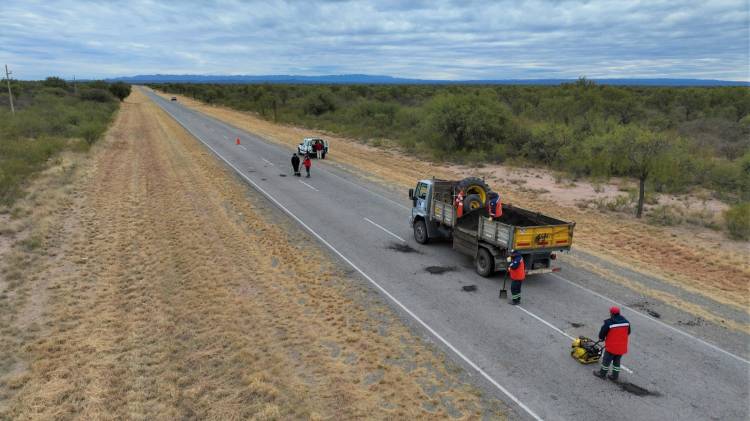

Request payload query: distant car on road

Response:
[297,137,328,159]
[171,97,177,101]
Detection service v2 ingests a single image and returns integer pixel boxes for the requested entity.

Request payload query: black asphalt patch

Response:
[678,318,704,326]
[629,300,661,318]
[462,285,477,292]
[425,266,455,275]
[387,243,419,253]
[619,382,661,397]
[279,174,287,177]
[570,322,585,328]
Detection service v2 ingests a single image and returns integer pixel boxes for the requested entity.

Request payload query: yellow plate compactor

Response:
[570,336,602,364]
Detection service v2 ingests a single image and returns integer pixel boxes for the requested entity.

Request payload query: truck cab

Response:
[409,179,452,242]
[298,137,328,158]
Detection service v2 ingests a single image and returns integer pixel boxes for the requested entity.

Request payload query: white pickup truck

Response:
[297,137,328,159]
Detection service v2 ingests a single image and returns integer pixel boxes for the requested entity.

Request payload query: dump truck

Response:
[409,177,575,277]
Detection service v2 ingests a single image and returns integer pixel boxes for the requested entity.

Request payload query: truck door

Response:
[414,182,429,215]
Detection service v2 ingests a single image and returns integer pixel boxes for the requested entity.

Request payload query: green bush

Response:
[43,76,68,89]
[108,82,131,101]
[724,203,750,240]
[81,88,116,103]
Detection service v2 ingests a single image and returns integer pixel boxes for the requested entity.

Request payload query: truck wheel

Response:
[463,194,484,213]
[457,177,492,205]
[476,247,494,277]
[414,220,429,244]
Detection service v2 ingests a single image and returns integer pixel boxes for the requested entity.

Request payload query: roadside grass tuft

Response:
[724,202,750,240]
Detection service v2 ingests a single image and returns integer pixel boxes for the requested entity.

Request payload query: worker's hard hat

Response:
[609,306,620,315]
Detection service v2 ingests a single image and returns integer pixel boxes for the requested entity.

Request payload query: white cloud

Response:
[0,0,747,80]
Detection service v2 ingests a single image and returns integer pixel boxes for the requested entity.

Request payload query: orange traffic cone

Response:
[236,137,241,145]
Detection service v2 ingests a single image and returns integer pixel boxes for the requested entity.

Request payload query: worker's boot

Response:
[608,370,619,382]
[592,369,607,379]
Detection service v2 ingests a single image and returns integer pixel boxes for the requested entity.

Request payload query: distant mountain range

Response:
[108,73,749,87]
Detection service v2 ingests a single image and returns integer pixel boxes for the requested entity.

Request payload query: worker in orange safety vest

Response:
[593,306,631,381]
[454,189,465,218]
[507,250,525,304]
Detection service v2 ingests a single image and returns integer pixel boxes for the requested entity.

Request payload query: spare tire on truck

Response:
[463,194,483,212]
[456,177,492,213]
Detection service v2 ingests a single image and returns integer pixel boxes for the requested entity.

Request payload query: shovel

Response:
[498,268,509,299]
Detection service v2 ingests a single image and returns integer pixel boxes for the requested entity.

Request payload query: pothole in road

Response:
[425,266,455,275]
[619,382,661,397]
[387,243,419,253]
[569,322,585,328]
[461,285,477,292]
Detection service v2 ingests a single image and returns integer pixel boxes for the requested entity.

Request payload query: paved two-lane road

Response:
[143,88,749,421]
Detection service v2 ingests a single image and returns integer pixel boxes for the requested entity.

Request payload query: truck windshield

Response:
[415,183,428,199]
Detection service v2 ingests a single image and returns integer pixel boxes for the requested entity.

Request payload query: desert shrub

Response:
[684,207,720,230]
[724,202,750,240]
[303,91,337,116]
[43,76,68,89]
[647,204,683,226]
[108,82,132,101]
[78,122,106,145]
[80,88,115,103]
[589,195,632,213]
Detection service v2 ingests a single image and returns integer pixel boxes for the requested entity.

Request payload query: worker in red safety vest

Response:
[507,250,525,304]
[593,306,631,381]
[487,191,502,220]
[454,189,465,218]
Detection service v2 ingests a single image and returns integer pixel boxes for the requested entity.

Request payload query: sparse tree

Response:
[610,125,675,218]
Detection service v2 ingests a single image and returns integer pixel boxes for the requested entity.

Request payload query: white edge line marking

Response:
[299,180,318,191]
[364,217,406,242]
[550,273,750,365]
[262,157,274,166]
[239,145,247,150]
[148,91,544,421]
[516,305,633,374]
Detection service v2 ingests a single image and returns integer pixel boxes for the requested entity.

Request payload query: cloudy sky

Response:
[1,0,748,81]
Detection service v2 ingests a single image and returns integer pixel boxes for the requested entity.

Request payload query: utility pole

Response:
[5,64,15,115]
[72,75,77,94]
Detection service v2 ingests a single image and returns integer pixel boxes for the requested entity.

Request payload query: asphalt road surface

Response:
[143,88,749,421]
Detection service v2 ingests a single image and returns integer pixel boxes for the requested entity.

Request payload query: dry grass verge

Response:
[0,90,507,420]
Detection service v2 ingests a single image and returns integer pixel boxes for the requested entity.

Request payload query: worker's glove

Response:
[506,256,512,263]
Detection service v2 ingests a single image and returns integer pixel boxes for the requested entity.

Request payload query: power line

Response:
[4,64,14,115]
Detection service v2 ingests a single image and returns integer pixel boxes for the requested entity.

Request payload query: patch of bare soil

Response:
[154,89,749,329]
[0,90,507,420]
